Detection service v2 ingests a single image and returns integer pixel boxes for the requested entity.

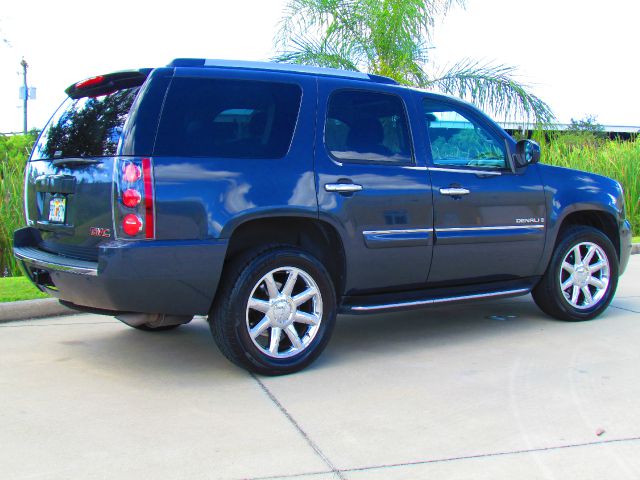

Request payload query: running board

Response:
[340,286,531,314]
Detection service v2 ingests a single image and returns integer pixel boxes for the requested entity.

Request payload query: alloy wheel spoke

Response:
[250,316,271,339]
[571,286,580,305]
[285,324,303,350]
[561,277,574,291]
[562,262,575,274]
[281,270,299,297]
[572,246,583,265]
[264,273,280,300]
[248,298,271,314]
[582,287,594,305]
[293,287,318,306]
[294,310,320,325]
[583,245,597,265]
[588,277,605,289]
[269,327,282,354]
[589,261,606,273]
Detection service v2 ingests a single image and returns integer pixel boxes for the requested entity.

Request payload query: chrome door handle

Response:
[439,187,470,196]
[324,183,363,193]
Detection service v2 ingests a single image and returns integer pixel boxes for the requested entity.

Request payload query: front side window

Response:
[423,100,507,170]
[326,90,413,164]
[154,78,302,159]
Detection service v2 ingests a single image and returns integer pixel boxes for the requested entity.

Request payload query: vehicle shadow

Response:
[69,296,563,380]
[317,296,562,369]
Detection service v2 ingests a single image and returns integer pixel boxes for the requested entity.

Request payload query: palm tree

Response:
[274,0,553,123]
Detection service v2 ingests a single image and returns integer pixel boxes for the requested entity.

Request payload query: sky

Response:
[1,0,639,132]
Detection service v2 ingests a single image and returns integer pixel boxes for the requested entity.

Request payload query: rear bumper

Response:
[13,227,227,316]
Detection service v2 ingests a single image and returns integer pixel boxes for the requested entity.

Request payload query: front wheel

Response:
[209,246,337,375]
[532,226,618,321]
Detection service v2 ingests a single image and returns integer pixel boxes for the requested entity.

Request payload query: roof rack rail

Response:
[167,58,398,85]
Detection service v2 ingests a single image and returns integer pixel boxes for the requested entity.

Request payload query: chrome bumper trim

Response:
[15,247,98,276]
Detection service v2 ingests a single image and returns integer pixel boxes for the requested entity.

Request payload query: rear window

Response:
[154,78,302,159]
[32,87,140,160]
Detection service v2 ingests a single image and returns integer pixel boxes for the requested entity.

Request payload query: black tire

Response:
[209,246,337,375]
[532,226,618,321]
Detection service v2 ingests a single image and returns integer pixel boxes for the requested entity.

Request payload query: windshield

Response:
[31,87,140,160]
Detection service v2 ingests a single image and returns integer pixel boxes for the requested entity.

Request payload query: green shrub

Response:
[0,133,36,276]
[536,132,639,237]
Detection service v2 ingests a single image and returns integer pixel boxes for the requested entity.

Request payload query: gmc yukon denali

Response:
[14,59,632,375]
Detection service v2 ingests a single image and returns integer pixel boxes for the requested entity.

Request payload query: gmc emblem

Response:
[90,227,111,238]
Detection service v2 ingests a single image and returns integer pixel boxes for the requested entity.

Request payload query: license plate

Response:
[49,197,66,223]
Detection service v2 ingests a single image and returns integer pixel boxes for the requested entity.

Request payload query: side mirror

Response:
[514,139,541,167]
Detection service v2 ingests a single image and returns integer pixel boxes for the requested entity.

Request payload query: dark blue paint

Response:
[14,59,632,316]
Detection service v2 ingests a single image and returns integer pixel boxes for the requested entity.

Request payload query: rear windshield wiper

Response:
[51,158,102,168]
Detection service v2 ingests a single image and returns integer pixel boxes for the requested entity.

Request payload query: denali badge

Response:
[516,218,545,224]
[90,227,111,238]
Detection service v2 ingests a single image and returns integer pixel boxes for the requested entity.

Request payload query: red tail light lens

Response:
[114,158,155,240]
[122,189,141,207]
[141,158,155,239]
[122,162,141,183]
[122,214,143,236]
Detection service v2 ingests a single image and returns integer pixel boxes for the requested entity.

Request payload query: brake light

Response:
[75,75,105,90]
[114,157,155,239]
[122,189,141,208]
[122,214,143,235]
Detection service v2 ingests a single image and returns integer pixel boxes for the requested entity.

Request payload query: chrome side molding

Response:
[428,167,502,176]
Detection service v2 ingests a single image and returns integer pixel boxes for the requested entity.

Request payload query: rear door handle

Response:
[324,183,363,193]
[439,187,470,196]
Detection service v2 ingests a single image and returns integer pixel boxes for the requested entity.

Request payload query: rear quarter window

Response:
[154,78,302,159]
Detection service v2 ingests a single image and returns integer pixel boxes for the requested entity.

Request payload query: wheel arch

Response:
[219,216,347,300]
[555,209,620,260]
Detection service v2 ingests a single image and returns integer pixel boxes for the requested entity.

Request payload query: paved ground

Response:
[2,258,640,480]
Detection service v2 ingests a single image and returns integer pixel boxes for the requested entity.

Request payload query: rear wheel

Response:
[532,226,618,321]
[210,246,337,375]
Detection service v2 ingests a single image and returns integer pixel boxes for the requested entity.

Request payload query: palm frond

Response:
[430,59,554,123]
[272,34,361,71]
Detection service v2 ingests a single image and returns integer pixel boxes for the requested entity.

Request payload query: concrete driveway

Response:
[2,257,640,480]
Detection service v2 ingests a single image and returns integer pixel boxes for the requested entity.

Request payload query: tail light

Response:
[113,158,155,239]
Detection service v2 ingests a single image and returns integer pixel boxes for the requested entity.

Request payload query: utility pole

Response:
[20,58,28,134]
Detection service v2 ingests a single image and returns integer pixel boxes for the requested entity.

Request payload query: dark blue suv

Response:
[14,59,632,374]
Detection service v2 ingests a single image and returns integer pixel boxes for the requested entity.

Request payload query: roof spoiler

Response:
[65,69,152,99]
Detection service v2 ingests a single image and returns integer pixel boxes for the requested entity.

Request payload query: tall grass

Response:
[0,133,36,276]
[536,132,640,237]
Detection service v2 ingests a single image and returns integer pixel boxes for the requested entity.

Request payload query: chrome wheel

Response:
[246,266,323,359]
[559,242,610,310]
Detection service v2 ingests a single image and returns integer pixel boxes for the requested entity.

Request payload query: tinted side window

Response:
[155,78,302,158]
[423,100,507,169]
[326,90,413,164]
[32,87,140,160]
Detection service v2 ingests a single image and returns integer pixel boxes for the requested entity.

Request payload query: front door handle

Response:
[439,187,470,196]
[324,183,364,194]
